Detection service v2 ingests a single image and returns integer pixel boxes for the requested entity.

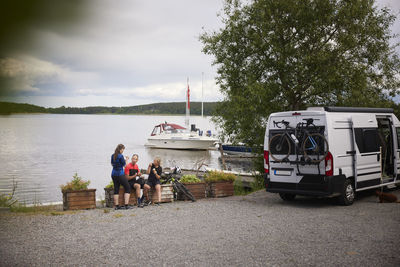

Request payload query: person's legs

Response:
[155,184,161,203]
[112,176,121,208]
[143,184,150,201]
[117,175,131,206]
[134,183,141,205]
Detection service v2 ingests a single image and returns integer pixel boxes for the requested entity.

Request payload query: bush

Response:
[105,180,125,189]
[204,170,236,183]
[60,173,90,192]
[234,178,247,195]
[0,179,18,207]
[105,180,114,189]
[0,193,16,207]
[180,175,201,184]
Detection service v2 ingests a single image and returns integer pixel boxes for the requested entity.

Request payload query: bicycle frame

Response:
[271,118,327,163]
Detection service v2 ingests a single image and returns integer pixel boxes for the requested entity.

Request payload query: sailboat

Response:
[145,79,218,150]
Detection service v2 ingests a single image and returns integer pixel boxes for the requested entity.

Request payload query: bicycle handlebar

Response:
[273,120,290,128]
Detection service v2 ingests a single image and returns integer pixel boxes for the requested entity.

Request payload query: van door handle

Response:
[346,150,356,155]
[377,154,380,162]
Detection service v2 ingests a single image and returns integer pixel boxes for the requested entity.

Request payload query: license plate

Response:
[274,169,292,176]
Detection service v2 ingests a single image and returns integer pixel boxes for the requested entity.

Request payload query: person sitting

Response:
[143,157,162,206]
[124,154,144,207]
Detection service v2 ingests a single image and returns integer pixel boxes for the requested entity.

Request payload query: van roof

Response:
[320,106,394,113]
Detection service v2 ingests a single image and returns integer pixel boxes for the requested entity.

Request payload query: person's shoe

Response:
[144,200,152,206]
[154,202,160,206]
[139,202,144,208]
[114,206,121,210]
[124,205,134,210]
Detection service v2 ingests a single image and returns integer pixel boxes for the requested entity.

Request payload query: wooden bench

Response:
[105,184,173,207]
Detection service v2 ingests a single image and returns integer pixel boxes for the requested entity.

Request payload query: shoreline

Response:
[0,113,213,117]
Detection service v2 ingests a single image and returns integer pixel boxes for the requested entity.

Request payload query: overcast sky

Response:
[0,0,399,108]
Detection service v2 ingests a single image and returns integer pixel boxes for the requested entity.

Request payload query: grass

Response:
[3,203,80,216]
[234,174,265,196]
[113,213,124,218]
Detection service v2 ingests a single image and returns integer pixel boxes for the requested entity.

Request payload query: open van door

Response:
[351,114,382,190]
[376,116,396,184]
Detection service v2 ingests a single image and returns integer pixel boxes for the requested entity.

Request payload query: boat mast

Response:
[185,77,190,129]
[201,72,204,117]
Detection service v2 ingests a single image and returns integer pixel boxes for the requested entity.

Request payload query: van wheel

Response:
[279,193,296,201]
[338,179,355,206]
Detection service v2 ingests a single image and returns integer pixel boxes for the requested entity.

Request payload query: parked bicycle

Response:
[268,118,329,163]
[162,166,196,202]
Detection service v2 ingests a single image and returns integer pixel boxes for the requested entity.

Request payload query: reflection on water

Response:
[0,114,254,204]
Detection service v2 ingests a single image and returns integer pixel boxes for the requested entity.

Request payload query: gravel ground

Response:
[1,188,399,267]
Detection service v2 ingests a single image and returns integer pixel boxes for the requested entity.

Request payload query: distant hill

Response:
[0,101,218,116]
[0,102,47,114]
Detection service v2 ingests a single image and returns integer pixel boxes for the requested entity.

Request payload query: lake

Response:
[0,114,247,204]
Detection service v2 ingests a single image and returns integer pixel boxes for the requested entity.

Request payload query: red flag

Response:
[187,84,190,109]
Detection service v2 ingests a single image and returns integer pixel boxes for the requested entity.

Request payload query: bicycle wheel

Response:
[302,133,329,163]
[172,183,179,200]
[176,182,196,202]
[268,134,291,162]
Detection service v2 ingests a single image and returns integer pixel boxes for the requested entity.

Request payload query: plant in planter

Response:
[204,171,236,198]
[60,173,96,210]
[178,175,206,200]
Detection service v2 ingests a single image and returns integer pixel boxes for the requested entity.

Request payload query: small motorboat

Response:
[221,143,255,156]
[145,122,218,150]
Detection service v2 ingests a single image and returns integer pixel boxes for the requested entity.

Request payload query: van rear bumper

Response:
[264,174,345,197]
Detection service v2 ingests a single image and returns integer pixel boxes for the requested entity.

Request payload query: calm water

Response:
[0,114,249,204]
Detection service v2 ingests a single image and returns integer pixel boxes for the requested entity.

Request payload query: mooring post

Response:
[218,143,227,170]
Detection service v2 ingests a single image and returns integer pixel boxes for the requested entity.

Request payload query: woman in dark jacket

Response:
[111,144,132,209]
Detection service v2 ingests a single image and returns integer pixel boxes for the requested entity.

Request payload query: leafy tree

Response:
[200,0,400,150]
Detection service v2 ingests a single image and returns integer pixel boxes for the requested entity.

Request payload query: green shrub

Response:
[0,179,18,207]
[234,178,247,195]
[204,170,236,183]
[105,180,125,189]
[105,180,114,189]
[60,173,90,192]
[0,193,16,207]
[180,175,201,184]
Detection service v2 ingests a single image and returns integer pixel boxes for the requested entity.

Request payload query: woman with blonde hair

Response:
[143,157,162,206]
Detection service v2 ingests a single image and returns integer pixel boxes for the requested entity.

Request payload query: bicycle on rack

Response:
[162,166,196,202]
[268,118,329,163]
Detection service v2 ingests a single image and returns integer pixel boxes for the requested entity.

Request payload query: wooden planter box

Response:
[105,184,173,207]
[149,184,174,203]
[62,189,96,210]
[178,182,206,200]
[207,181,234,198]
[104,187,138,207]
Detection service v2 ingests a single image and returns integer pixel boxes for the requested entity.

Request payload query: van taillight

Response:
[264,150,269,174]
[325,152,333,176]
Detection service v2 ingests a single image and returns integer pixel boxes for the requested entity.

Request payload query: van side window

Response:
[396,127,400,149]
[354,128,380,153]
[363,129,379,152]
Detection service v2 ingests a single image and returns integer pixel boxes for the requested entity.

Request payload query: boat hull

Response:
[222,144,254,155]
[146,137,216,150]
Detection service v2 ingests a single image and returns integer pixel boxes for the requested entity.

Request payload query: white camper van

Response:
[263,107,400,205]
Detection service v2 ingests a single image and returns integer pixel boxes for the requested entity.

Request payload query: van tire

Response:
[279,193,296,201]
[337,179,355,206]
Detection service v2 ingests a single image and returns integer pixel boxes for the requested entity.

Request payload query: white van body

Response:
[263,107,400,205]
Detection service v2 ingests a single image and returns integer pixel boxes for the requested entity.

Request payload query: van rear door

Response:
[268,113,326,185]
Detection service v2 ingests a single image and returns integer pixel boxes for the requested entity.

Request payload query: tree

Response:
[200,0,400,151]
